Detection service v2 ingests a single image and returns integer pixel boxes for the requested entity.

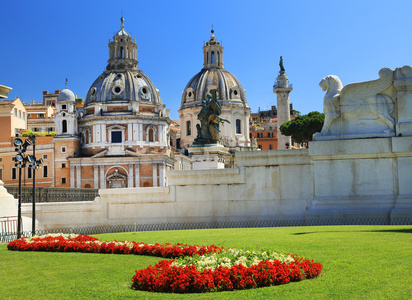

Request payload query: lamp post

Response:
[13,137,32,239]
[27,133,38,236]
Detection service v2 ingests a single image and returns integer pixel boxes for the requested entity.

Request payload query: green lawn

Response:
[1,225,411,299]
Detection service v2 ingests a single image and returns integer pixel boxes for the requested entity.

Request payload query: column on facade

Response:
[99,165,105,189]
[158,125,163,143]
[128,164,134,188]
[152,163,158,187]
[70,166,75,188]
[76,166,81,188]
[101,124,106,143]
[128,123,133,143]
[135,164,140,187]
[93,166,99,189]
[139,123,143,141]
[159,162,165,187]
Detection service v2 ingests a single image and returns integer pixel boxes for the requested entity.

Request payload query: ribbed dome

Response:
[180,68,248,110]
[85,69,161,105]
[58,88,76,102]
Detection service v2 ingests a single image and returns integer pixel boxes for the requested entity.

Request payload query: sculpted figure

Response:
[279,56,285,72]
[316,67,395,137]
[317,75,343,135]
[196,89,229,143]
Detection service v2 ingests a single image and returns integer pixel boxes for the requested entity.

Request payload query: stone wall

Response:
[4,136,409,231]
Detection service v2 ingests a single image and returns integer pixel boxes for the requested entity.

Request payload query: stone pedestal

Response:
[189,143,229,170]
[0,180,17,218]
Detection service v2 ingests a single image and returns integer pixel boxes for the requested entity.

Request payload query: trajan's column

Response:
[273,56,292,149]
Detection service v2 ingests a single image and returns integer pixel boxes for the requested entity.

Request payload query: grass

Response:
[0,225,411,299]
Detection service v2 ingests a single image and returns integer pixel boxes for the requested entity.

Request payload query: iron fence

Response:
[1,216,411,244]
[4,186,99,203]
[0,216,18,243]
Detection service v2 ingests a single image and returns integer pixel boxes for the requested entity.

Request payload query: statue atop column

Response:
[194,89,229,144]
[279,56,285,73]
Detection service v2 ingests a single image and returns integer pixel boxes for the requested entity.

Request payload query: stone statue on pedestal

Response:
[314,67,395,139]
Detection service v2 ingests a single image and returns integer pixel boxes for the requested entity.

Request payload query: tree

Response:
[279,111,324,147]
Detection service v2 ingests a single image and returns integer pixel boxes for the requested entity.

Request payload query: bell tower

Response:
[202,29,224,69]
[107,17,138,71]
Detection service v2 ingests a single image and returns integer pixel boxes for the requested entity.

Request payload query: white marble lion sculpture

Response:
[316,67,395,136]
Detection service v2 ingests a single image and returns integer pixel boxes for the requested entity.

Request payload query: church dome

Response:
[181,68,247,109]
[58,88,76,102]
[180,30,248,111]
[85,69,161,105]
[84,18,161,106]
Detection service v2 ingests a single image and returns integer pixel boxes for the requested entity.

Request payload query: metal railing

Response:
[4,186,99,203]
[0,216,18,243]
[1,216,411,244]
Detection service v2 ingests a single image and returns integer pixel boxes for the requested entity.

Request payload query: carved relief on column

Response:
[70,167,75,188]
[76,166,81,188]
[135,164,140,187]
[152,163,158,187]
[100,165,105,189]
[93,166,99,189]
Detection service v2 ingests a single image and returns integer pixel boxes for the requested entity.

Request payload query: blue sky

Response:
[1,0,411,120]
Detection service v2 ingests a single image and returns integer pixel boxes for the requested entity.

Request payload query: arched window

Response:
[207,52,209,63]
[85,130,89,144]
[120,47,124,58]
[186,120,191,136]
[236,119,241,134]
[211,51,215,63]
[62,120,67,133]
[148,128,154,142]
[217,51,220,65]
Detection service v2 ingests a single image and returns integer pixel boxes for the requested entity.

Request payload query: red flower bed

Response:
[7,234,224,258]
[132,256,323,293]
[7,234,323,293]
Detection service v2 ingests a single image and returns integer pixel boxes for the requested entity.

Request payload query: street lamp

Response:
[12,134,40,239]
[13,138,28,239]
[27,133,39,237]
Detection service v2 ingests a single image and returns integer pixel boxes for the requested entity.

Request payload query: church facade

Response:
[53,18,174,189]
[179,30,251,151]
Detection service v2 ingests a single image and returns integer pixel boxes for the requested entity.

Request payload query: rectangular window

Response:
[236,119,241,134]
[61,163,66,168]
[14,108,17,117]
[27,167,32,179]
[11,167,17,180]
[0,157,2,162]
[61,104,67,110]
[257,132,262,138]
[22,112,25,120]
[61,177,67,184]
[43,165,48,178]
[61,147,66,153]
[43,154,48,159]
[269,144,273,150]
[186,121,191,136]
[268,132,273,138]
[111,131,122,143]
[38,114,45,118]
[258,145,262,150]
[19,111,22,119]
[0,167,3,181]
